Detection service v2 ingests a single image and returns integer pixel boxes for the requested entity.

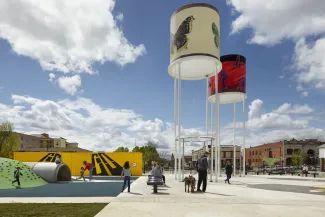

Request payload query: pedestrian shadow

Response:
[128,192,143,195]
[151,192,170,195]
[203,192,234,196]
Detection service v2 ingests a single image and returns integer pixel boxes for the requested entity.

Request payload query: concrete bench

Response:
[147,175,164,193]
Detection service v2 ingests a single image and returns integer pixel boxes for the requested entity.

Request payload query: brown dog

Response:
[184,175,196,193]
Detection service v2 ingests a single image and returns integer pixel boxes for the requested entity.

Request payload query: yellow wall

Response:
[13,152,143,176]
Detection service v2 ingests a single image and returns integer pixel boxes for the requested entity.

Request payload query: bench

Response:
[268,169,285,175]
[147,175,164,193]
[290,170,318,178]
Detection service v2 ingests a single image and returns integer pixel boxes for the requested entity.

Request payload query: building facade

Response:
[192,145,242,168]
[17,132,80,152]
[245,138,325,168]
[15,132,42,150]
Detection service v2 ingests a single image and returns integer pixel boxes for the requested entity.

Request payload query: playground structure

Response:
[169,3,247,181]
[0,157,47,189]
[24,162,71,183]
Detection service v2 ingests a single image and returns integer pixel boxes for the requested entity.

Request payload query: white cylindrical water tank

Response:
[168,3,222,80]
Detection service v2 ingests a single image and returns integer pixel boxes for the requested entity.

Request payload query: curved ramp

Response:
[24,162,71,183]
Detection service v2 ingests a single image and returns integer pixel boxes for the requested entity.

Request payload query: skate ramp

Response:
[0,157,47,189]
[24,162,71,183]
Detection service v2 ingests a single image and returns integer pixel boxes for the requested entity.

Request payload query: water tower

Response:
[168,3,222,181]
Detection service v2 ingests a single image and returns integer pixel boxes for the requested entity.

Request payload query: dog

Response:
[184,175,196,193]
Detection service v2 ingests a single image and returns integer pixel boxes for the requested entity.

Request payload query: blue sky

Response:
[0,0,325,153]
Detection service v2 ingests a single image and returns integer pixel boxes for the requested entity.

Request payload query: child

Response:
[12,166,23,188]
[121,161,131,193]
[78,167,85,181]
[83,161,93,181]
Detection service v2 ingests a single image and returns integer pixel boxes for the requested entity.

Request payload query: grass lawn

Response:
[0,203,108,217]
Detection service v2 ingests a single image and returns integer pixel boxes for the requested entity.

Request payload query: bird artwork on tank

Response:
[212,22,220,49]
[170,15,195,57]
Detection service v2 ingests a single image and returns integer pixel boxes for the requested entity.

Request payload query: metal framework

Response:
[175,136,215,180]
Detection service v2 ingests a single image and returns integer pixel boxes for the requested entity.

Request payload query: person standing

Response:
[225,161,233,184]
[83,161,93,181]
[12,166,23,188]
[121,161,131,192]
[196,152,209,192]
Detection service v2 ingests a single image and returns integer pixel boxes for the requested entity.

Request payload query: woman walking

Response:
[121,161,131,193]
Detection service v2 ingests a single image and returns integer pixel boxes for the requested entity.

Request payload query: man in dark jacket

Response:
[196,152,209,192]
[225,161,233,184]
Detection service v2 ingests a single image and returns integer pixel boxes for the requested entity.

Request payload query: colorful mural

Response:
[209,54,246,95]
[13,152,143,176]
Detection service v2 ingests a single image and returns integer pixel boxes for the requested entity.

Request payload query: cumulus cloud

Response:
[1,95,324,153]
[0,0,146,94]
[293,38,325,90]
[225,99,325,146]
[227,0,325,45]
[247,99,312,130]
[0,95,208,154]
[49,73,55,82]
[227,0,325,94]
[57,75,82,95]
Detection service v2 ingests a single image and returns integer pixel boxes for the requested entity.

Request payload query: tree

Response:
[0,122,21,159]
[132,141,160,172]
[262,157,280,168]
[114,146,129,152]
[292,150,306,167]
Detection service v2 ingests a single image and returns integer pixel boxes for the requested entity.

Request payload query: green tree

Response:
[114,146,129,152]
[0,122,21,159]
[262,157,280,168]
[132,141,160,172]
[292,150,306,167]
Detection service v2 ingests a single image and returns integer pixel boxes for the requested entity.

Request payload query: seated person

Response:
[150,162,165,184]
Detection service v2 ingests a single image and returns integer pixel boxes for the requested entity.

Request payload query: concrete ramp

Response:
[24,162,71,183]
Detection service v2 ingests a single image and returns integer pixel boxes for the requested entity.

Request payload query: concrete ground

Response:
[96,174,325,217]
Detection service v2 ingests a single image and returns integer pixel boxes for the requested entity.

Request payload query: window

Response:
[287,149,293,155]
[249,151,251,156]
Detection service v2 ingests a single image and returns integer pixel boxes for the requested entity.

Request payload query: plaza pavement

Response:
[95,174,325,217]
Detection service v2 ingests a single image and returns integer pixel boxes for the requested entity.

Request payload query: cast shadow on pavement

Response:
[196,192,234,196]
[151,192,170,195]
[128,192,143,195]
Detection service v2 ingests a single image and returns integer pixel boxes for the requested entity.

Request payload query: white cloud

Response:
[274,103,313,114]
[227,1,325,95]
[1,95,324,153]
[246,100,312,130]
[225,99,325,147]
[293,38,325,90]
[116,13,124,22]
[57,75,82,95]
[49,73,55,82]
[0,0,146,75]
[227,0,325,45]
[0,94,207,154]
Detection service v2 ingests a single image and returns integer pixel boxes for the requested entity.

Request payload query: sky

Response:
[0,0,325,155]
